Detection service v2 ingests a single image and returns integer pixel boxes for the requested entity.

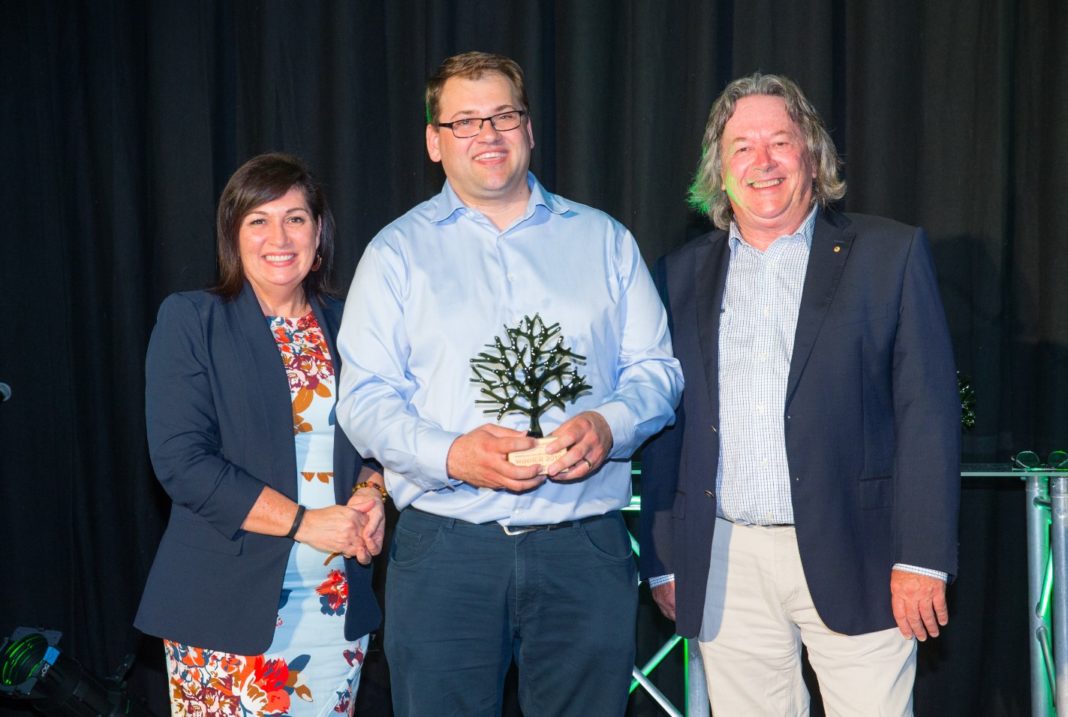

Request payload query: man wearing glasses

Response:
[337,51,682,716]
[639,72,961,715]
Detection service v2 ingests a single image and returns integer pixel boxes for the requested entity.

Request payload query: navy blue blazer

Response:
[639,209,960,638]
[135,283,381,655]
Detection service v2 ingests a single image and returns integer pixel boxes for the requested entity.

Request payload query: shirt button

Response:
[507,273,516,282]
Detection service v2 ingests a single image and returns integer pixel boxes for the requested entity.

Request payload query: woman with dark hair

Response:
[136,153,384,716]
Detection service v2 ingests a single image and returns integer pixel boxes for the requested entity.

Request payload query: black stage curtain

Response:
[2,1,1066,715]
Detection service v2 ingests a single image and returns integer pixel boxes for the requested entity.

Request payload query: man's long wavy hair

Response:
[689,72,846,229]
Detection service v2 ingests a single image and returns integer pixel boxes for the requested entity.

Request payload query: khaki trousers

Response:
[698,518,916,716]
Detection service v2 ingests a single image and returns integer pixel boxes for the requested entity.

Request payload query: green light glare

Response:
[0,633,46,686]
[629,634,684,694]
[1038,549,1054,619]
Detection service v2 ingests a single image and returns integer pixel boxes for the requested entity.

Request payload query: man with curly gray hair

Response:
[640,72,960,715]
[689,73,846,231]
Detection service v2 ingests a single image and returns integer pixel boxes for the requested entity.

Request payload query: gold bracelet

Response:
[354,480,389,502]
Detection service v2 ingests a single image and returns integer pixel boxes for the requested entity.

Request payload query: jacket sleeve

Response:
[638,255,683,581]
[145,294,268,539]
[890,229,961,577]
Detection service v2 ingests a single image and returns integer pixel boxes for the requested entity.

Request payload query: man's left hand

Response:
[544,411,613,480]
[347,488,386,559]
[890,569,948,641]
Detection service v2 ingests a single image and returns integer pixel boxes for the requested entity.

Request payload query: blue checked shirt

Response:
[716,209,816,524]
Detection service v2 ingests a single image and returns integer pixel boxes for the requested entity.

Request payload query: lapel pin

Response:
[833,245,842,253]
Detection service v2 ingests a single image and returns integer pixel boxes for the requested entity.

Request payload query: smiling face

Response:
[720,94,816,248]
[238,185,320,312]
[426,72,534,212]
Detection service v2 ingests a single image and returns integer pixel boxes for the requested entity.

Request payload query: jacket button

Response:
[704,490,714,498]
[710,425,718,433]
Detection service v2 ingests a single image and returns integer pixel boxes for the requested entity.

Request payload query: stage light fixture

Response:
[0,627,154,716]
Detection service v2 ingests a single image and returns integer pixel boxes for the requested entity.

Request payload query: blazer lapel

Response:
[228,283,299,500]
[310,294,341,367]
[695,232,731,412]
[785,210,855,406]
[309,295,358,504]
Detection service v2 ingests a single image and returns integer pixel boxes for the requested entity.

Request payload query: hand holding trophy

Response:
[470,314,591,473]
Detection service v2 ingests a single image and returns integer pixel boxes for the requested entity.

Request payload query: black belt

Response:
[409,507,606,536]
[500,518,585,536]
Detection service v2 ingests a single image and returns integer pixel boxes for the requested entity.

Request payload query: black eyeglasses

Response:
[436,110,527,139]
[1012,450,1068,470]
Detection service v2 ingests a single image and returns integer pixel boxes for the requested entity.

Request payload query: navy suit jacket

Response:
[639,209,960,638]
[135,283,381,655]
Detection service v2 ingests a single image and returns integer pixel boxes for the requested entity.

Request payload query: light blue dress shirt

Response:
[336,174,683,526]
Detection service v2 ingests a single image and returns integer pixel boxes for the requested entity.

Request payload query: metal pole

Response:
[1028,474,1054,716]
[685,639,710,716]
[630,635,682,694]
[631,668,684,717]
[1050,475,1068,712]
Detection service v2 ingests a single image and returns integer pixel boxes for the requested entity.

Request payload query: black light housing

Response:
[0,627,154,716]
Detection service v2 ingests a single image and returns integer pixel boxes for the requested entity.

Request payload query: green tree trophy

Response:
[470,314,591,472]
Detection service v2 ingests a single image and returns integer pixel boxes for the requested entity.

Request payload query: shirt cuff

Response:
[594,400,634,458]
[893,563,948,582]
[647,574,675,588]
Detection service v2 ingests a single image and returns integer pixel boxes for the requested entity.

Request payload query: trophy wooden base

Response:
[508,437,565,474]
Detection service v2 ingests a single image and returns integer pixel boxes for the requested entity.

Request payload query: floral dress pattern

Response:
[165,313,367,717]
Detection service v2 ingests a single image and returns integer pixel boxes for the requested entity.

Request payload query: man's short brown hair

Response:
[425,51,529,124]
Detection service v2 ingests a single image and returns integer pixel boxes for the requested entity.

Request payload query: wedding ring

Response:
[581,458,593,470]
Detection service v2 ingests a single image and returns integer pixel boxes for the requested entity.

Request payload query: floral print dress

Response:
[164,313,367,717]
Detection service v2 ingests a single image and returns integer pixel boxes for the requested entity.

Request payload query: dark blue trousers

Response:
[384,507,638,716]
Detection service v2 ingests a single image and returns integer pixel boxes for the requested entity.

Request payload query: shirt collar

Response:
[728,204,819,252]
[429,172,570,224]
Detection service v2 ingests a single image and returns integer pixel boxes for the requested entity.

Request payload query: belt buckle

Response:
[501,523,539,536]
